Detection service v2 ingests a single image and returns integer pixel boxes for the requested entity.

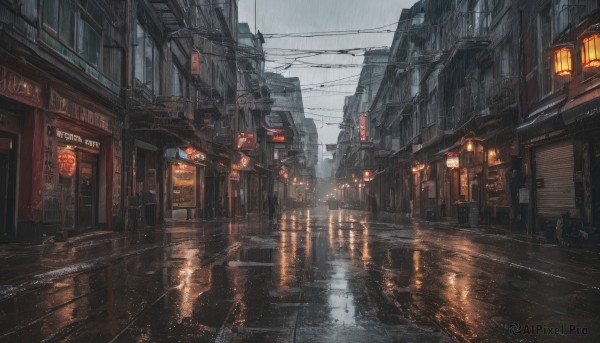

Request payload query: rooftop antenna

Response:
[255,0,257,34]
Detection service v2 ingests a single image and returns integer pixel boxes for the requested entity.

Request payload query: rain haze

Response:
[3,0,600,342]
[239,0,418,156]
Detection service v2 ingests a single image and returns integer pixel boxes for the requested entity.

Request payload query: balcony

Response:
[148,0,187,32]
[448,11,490,48]
[484,77,517,112]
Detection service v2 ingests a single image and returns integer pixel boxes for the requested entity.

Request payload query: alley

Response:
[1,207,599,342]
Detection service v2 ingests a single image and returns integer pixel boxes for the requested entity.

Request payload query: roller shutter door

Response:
[535,140,576,217]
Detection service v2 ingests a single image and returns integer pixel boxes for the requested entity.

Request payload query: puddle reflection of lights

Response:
[413,250,421,272]
[413,250,423,291]
[349,230,355,259]
[178,249,198,319]
[280,232,289,288]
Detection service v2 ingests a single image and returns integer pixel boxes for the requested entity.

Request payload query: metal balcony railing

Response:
[448,11,490,47]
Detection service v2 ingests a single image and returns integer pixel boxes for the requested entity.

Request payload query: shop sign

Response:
[56,128,101,150]
[191,51,201,76]
[233,153,253,171]
[236,131,256,150]
[269,134,287,143]
[446,155,459,168]
[359,113,367,142]
[49,89,111,132]
[229,171,240,180]
[181,147,206,162]
[58,149,77,178]
[0,66,42,107]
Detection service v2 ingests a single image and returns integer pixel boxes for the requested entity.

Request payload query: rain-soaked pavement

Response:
[1,207,600,342]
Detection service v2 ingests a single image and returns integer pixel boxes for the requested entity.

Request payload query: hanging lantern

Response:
[582,33,600,68]
[554,46,573,76]
[58,149,76,178]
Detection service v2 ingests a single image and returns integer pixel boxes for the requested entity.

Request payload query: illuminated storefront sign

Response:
[446,152,459,168]
[233,153,253,171]
[270,134,287,143]
[56,128,101,150]
[359,113,367,142]
[236,131,256,150]
[182,147,206,162]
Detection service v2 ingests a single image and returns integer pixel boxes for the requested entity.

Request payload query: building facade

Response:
[334,0,600,236]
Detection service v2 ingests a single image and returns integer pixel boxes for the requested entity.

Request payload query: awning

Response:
[435,143,461,156]
[517,109,565,141]
[561,88,600,125]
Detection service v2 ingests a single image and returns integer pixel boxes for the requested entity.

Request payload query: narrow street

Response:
[1,207,599,342]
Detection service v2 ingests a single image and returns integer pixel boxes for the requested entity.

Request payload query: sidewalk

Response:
[416,215,600,252]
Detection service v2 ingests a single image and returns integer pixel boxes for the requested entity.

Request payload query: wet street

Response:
[1,207,600,342]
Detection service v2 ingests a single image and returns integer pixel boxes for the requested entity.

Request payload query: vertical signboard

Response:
[191,51,201,76]
[359,113,367,142]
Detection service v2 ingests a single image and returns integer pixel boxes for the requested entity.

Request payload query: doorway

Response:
[59,149,98,231]
[0,133,17,240]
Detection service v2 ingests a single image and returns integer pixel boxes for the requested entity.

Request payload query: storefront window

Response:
[172,164,197,208]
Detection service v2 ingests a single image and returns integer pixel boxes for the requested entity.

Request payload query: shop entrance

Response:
[59,149,98,231]
[0,133,17,239]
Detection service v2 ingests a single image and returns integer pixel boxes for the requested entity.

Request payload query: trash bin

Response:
[469,202,478,228]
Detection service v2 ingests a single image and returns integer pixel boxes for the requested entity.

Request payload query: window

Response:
[43,0,100,66]
[554,0,569,35]
[172,63,185,97]
[78,18,99,65]
[499,43,510,76]
[43,0,59,30]
[135,23,160,95]
[410,67,420,97]
[58,0,76,47]
[103,44,123,85]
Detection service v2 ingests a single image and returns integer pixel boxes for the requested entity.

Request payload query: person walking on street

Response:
[269,195,279,222]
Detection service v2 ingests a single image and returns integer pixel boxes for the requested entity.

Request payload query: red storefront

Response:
[0,59,122,242]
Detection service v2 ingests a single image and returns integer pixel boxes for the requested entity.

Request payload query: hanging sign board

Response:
[446,156,459,168]
[359,113,367,142]
[191,51,201,76]
[236,131,256,150]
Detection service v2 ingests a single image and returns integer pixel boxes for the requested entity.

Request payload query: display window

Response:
[172,163,197,208]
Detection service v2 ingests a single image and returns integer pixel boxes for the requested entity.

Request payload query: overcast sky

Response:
[239,0,418,157]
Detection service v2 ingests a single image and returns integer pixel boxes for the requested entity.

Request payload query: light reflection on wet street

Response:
[1,207,600,342]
